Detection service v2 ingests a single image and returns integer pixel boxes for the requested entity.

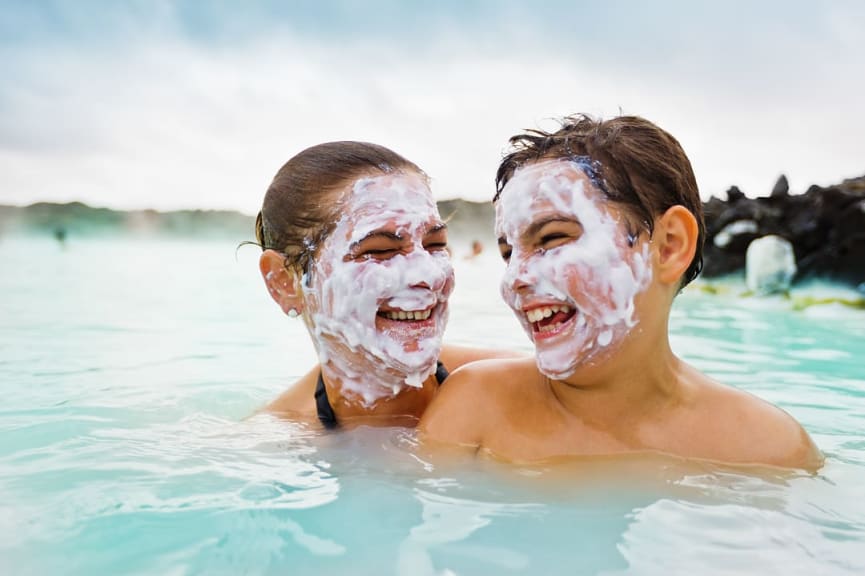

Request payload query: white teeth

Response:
[525,305,572,324]
[382,308,432,321]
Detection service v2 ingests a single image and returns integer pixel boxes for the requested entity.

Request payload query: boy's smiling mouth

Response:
[523,303,577,339]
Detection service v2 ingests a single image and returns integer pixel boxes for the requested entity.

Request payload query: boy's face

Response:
[494,159,653,379]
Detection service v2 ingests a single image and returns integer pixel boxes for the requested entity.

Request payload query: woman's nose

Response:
[404,249,451,290]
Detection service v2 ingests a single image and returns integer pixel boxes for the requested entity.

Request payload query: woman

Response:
[256,141,510,428]
[419,115,823,470]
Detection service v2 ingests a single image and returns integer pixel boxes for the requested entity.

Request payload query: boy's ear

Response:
[653,206,699,285]
[259,249,304,315]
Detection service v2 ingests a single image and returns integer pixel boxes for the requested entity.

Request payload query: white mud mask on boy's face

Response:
[303,172,454,406]
[495,159,652,380]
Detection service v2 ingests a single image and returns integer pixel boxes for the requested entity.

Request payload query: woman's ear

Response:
[259,249,304,316]
[653,206,699,286]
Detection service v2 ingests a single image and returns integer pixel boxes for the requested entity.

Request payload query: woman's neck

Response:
[320,364,439,426]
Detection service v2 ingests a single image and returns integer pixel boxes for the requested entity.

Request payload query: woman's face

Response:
[303,171,454,405]
[494,159,652,380]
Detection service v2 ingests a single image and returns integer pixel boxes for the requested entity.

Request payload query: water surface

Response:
[1,236,863,575]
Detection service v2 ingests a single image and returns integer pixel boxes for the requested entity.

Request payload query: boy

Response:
[419,115,822,470]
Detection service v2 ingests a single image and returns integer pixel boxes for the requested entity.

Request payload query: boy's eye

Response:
[540,232,569,246]
[499,247,512,262]
[536,220,583,251]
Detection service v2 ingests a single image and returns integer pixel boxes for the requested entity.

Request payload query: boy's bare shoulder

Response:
[690,372,823,471]
[419,357,538,447]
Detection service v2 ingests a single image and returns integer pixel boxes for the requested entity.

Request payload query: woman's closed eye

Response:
[361,247,401,259]
[348,232,405,261]
[422,224,449,253]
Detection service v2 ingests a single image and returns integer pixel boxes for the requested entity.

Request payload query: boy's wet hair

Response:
[495,114,705,288]
[255,141,424,275]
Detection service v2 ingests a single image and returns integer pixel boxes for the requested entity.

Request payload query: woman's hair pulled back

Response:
[255,141,423,274]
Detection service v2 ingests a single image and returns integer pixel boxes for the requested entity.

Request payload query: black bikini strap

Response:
[315,361,449,429]
[434,361,449,385]
[314,371,339,429]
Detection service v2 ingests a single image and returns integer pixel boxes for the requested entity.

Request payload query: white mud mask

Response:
[495,159,652,379]
[304,172,454,406]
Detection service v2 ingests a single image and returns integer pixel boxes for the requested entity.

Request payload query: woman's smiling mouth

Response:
[377,305,436,322]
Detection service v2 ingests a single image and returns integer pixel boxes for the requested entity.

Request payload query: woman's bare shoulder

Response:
[259,365,320,419]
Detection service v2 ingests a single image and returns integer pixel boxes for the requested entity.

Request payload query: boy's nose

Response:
[504,258,535,294]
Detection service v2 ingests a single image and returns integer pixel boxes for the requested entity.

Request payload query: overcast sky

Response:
[1,0,863,214]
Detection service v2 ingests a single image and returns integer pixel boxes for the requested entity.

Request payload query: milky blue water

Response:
[1,235,864,575]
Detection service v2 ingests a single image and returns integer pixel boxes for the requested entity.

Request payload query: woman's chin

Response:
[379,352,439,386]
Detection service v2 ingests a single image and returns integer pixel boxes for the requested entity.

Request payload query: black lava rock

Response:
[701,175,865,287]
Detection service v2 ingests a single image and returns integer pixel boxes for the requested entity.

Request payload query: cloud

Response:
[1,2,863,213]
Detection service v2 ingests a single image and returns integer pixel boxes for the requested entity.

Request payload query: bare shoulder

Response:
[689,369,823,471]
[439,343,527,370]
[418,357,537,448]
[259,365,319,420]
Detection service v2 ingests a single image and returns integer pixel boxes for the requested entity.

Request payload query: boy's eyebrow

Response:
[425,222,448,234]
[497,236,509,247]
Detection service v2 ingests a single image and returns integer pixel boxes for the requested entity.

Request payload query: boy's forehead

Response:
[512,158,580,182]
[497,160,597,220]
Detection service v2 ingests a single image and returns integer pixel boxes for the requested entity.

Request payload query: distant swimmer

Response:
[53,226,67,245]
[463,239,484,260]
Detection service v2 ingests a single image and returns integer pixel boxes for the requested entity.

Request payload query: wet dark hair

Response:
[495,114,705,288]
[255,141,424,275]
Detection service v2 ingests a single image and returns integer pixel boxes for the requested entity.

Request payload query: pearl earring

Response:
[288,308,299,318]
